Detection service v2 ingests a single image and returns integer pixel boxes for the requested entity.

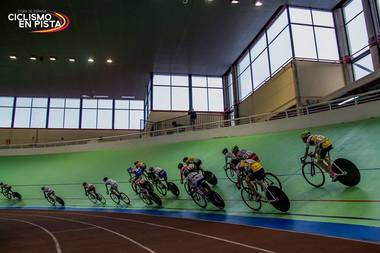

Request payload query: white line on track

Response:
[52,226,98,234]
[0,217,62,253]
[67,212,277,253]
[20,214,157,253]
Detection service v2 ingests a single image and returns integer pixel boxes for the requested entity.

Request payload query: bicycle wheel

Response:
[241,187,262,211]
[131,183,138,194]
[55,196,65,206]
[110,192,121,204]
[88,193,98,204]
[184,182,190,195]
[46,196,56,205]
[96,193,106,205]
[225,164,238,184]
[5,191,13,200]
[139,191,152,205]
[155,181,167,196]
[265,186,290,212]
[302,162,325,187]
[119,192,131,205]
[209,191,225,209]
[167,182,180,197]
[191,191,207,208]
[12,192,22,200]
[203,171,218,186]
[263,173,282,189]
[332,158,361,187]
[151,192,162,207]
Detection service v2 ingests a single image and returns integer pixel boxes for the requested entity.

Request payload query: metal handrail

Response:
[1,89,380,150]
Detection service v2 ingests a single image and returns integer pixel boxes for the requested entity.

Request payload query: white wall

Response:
[1,100,379,157]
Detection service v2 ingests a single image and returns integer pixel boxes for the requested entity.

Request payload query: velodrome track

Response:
[0,209,379,253]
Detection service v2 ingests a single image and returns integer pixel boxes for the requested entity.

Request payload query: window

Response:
[343,0,373,80]
[114,99,144,130]
[289,7,339,61]
[152,74,189,111]
[0,97,14,128]
[225,72,234,111]
[14,97,47,128]
[353,54,374,80]
[192,76,224,112]
[49,98,80,129]
[82,99,113,129]
[269,27,292,74]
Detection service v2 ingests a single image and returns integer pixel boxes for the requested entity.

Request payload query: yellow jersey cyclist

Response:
[237,159,265,199]
[301,131,336,180]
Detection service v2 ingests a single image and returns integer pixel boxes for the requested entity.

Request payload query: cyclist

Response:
[186,171,211,195]
[178,163,197,184]
[147,166,168,183]
[222,148,241,167]
[0,182,12,195]
[83,182,98,198]
[236,159,265,200]
[182,157,202,170]
[103,177,120,195]
[300,131,335,180]
[41,186,56,201]
[231,145,260,162]
[134,160,147,171]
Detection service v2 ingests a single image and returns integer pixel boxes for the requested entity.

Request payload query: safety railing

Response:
[1,89,380,150]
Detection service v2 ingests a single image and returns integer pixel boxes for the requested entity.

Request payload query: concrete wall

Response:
[295,60,346,105]
[238,63,297,117]
[1,99,379,156]
[0,128,136,145]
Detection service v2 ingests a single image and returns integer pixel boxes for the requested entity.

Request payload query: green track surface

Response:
[1,118,380,227]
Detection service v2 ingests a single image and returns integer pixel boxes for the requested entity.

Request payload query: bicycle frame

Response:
[250,179,278,203]
[307,153,347,177]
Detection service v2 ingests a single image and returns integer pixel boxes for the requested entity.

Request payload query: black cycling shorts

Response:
[319,145,333,159]
[247,168,265,181]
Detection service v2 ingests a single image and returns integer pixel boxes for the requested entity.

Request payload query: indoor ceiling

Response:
[0,0,341,99]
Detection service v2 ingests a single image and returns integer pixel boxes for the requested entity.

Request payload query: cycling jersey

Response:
[150,167,167,180]
[187,172,205,190]
[105,179,118,190]
[235,150,260,161]
[306,135,332,149]
[238,159,263,173]
[180,164,196,181]
[43,187,54,194]
[84,183,95,192]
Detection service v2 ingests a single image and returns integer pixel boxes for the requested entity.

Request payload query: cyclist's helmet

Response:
[0,182,3,186]
[182,157,188,163]
[222,148,228,155]
[127,167,133,173]
[178,163,184,169]
[41,186,45,191]
[301,131,311,142]
[134,160,140,166]
[232,145,239,153]
[149,167,154,172]
[103,177,108,182]
[82,182,87,187]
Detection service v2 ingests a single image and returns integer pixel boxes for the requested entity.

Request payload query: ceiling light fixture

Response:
[121,96,135,99]
[94,95,109,98]
[69,58,76,62]
[30,56,37,61]
[88,57,94,63]
[106,58,113,64]
[49,56,57,61]
[255,0,263,6]
[230,0,239,4]
[9,55,17,60]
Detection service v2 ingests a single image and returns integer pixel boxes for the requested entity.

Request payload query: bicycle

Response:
[1,187,22,200]
[106,188,130,205]
[301,153,360,187]
[225,160,282,189]
[240,178,289,212]
[188,182,225,209]
[86,191,106,205]
[135,183,162,207]
[147,173,180,197]
[44,193,65,206]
